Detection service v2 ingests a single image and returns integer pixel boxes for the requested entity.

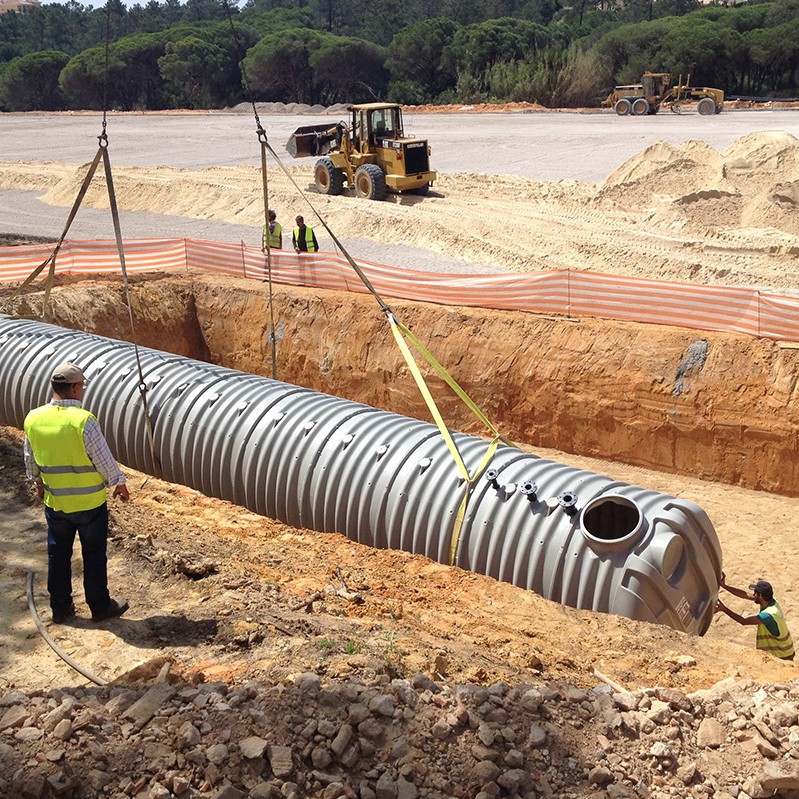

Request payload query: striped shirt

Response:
[24,399,126,488]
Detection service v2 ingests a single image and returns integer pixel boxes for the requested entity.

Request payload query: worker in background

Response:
[293,215,319,254]
[716,573,794,660]
[23,362,130,625]
[262,209,282,251]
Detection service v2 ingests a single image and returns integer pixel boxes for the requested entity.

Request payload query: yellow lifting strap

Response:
[241,100,513,565]
[389,314,511,565]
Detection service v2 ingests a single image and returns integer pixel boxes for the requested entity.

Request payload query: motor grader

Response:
[603,72,724,116]
[285,102,436,200]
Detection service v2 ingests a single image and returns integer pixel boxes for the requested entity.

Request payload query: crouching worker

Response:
[716,573,794,660]
[24,362,130,624]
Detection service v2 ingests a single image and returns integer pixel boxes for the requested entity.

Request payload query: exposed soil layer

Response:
[3,269,799,689]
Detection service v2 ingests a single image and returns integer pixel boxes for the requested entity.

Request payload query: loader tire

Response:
[355,164,387,201]
[614,98,632,116]
[411,182,430,196]
[315,158,344,196]
[697,97,716,116]
[632,98,650,116]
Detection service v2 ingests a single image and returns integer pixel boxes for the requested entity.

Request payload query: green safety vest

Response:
[294,225,316,252]
[263,222,282,249]
[24,405,107,513]
[757,601,795,659]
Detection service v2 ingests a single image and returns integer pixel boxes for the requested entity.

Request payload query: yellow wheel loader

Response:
[285,103,436,200]
[603,72,724,116]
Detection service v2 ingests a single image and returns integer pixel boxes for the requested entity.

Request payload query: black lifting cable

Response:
[6,1,162,479]
[220,0,395,327]
[217,0,510,472]
[96,4,161,478]
[222,0,279,379]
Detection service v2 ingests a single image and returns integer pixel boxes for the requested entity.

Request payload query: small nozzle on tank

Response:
[558,491,579,516]
[519,481,538,501]
[485,469,500,491]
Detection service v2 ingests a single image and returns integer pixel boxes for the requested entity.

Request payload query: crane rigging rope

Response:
[8,0,516,568]
[220,0,514,563]
[2,2,161,479]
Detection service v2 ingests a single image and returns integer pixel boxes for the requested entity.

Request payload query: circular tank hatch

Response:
[580,495,644,551]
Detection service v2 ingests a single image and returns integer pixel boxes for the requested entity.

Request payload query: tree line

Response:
[1,0,797,112]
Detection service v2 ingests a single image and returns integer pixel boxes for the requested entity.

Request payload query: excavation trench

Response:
[3,269,799,501]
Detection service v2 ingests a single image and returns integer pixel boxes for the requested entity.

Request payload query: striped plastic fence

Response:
[1,237,797,341]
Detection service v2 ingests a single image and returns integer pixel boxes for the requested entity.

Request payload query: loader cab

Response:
[351,103,404,151]
[369,106,402,143]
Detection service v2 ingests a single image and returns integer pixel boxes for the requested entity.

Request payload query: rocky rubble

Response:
[3,665,799,799]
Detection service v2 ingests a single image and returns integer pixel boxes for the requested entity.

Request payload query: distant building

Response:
[0,0,42,12]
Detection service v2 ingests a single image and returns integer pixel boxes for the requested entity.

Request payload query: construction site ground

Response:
[3,109,799,797]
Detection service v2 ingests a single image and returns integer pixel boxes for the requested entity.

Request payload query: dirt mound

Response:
[594,131,799,242]
[600,140,724,190]
[408,102,548,113]
[4,660,798,799]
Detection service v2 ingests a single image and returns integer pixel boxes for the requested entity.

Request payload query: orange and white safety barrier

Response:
[0,237,796,341]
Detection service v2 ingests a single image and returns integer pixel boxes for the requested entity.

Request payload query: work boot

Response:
[52,603,75,624]
[91,598,129,622]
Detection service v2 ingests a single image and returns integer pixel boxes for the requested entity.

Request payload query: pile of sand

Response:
[597,131,799,240]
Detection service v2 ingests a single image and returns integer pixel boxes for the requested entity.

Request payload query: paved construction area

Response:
[2,109,799,281]
[2,108,798,178]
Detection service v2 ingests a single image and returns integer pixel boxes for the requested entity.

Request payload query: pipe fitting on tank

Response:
[558,491,579,516]
[519,481,538,501]
[484,469,516,500]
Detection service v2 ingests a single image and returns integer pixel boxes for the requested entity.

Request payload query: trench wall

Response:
[5,271,799,496]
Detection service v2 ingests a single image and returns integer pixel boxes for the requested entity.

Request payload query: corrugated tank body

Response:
[0,316,722,634]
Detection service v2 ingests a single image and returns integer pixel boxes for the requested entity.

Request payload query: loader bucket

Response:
[285,124,339,158]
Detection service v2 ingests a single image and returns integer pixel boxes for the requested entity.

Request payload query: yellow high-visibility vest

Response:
[294,226,316,252]
[24,405,106,513]
[757,601,795,659]
[263,222,282,249]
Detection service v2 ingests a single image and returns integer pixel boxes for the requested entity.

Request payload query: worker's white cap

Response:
[51,362,86,384]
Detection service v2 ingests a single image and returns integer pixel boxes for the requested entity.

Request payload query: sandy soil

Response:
[3,122,799,704]
[2,419,797,698]
[2,129,799,292]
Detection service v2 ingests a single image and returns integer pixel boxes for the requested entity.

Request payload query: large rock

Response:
[697,718,726,748]
[744,761,799,799]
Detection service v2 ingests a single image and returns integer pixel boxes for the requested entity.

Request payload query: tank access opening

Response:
[581,496,643,549]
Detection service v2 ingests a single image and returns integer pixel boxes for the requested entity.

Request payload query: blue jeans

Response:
[45,503,110,617]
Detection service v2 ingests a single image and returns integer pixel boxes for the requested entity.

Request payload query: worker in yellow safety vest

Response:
[23,362,130,625]
[293,215,319,253]
[262,209,282,250]
[716,574,795,659]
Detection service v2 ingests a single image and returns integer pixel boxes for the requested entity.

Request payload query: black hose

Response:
[26,571,107,686]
